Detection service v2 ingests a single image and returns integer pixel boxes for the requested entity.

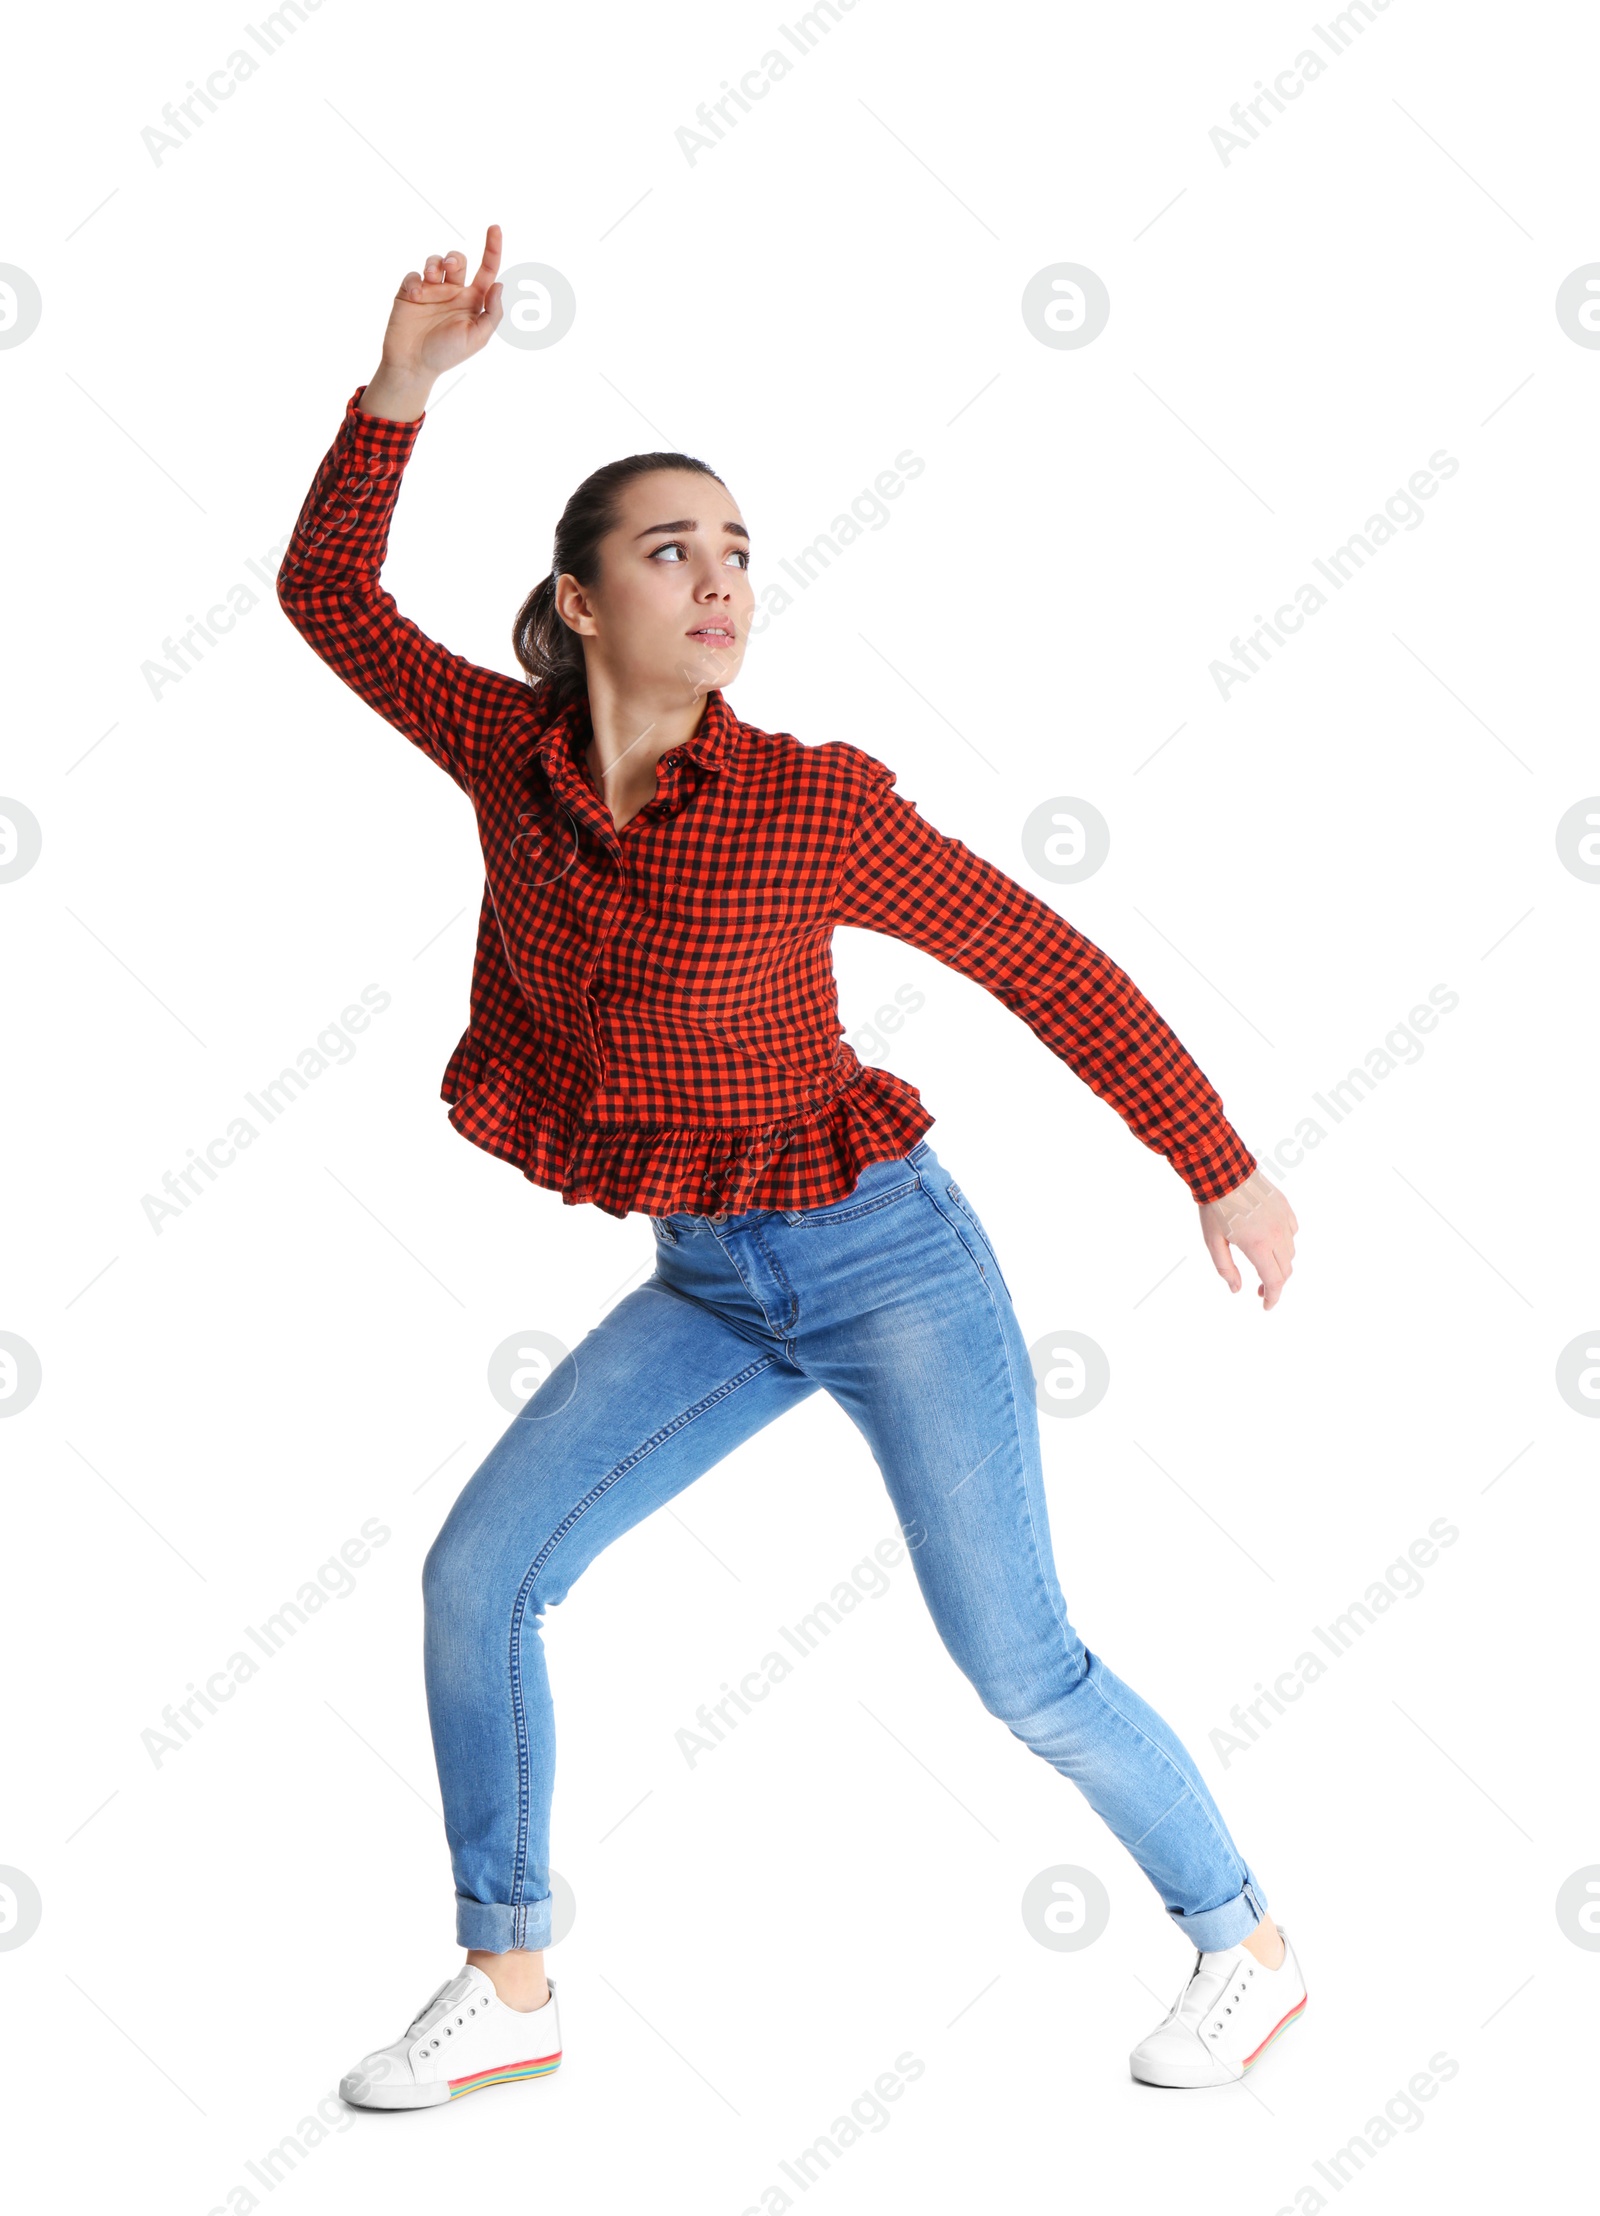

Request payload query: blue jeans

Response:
[422,1139,1270,1954]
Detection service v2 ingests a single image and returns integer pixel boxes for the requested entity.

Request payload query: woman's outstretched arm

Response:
[276,224,528,794]
[831,756,1298,1303]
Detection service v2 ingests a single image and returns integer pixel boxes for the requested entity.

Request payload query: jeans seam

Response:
[709,1225,804,1364]
[782,1181,920,1228]
[748,1220,799,1337]
[917,1187,1001,1303]
[944,1182,1014,1302]
[916,1180,1058,1672]
[505,1349,780,1908]
[1081,1661,1248,1899]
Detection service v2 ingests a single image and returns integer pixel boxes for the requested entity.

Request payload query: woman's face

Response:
[555,467,754,702]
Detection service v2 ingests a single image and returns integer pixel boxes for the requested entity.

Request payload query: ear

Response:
[554,575,597,637]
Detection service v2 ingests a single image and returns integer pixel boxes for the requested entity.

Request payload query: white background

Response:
[3,0,1595,2208]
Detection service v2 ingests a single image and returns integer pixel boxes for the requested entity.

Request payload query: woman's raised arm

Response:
[276,225,529,795]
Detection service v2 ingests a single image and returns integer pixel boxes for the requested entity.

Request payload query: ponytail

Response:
[512,571,582,698]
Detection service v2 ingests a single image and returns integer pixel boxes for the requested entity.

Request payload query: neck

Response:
[581,666,714,792]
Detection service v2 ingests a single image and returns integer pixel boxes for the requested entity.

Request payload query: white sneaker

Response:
[1129,1926,1306,2087]
[340,1964,562,2109]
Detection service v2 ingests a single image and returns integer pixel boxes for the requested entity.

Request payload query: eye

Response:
[726,548,751,570]
[648,540,689,563]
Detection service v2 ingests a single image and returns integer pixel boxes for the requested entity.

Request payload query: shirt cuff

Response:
[345,383,426,451]
[1182,1140,1258,1206]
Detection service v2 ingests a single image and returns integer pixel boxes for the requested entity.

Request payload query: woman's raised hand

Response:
[360,224,505,421]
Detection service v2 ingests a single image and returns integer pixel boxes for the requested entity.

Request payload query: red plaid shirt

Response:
[276,387,1257,1220]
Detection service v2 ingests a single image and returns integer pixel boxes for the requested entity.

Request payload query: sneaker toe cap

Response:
[340,2044,447,2109]
[1129,2025,1240,2087]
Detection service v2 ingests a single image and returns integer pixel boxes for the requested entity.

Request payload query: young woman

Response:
[279,225,1305,2108]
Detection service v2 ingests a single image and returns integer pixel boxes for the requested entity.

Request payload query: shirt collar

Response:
[528,686,741,861]
[535,684,741,790]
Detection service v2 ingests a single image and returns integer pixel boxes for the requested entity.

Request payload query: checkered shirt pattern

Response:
[275,387,1258,1219]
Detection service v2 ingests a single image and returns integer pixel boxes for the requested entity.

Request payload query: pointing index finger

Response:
[468,222,503,307]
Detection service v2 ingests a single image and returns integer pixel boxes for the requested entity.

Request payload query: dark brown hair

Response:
[512,450,728,701]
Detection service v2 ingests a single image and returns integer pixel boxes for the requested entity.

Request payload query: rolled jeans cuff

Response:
[455,1893,553,1952]
[1166,1871,1268,1953]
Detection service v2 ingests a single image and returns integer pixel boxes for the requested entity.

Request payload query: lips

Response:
[687,623,735,644]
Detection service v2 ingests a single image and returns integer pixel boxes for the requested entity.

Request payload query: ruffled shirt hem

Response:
[439,1036,937,1221]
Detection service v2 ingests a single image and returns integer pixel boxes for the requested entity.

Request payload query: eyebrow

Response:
[634,517,750,542]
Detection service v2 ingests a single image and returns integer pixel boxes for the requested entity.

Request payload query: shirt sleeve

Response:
[275,386,532,794]
[830,760,1258,1204]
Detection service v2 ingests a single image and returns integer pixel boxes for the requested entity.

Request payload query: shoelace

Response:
[1169,1950,1257,2042]
[404,1975,489,2049]
[404,1977,454,2034]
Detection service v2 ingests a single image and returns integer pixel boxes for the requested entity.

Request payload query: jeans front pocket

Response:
[942,1179,1014,1301]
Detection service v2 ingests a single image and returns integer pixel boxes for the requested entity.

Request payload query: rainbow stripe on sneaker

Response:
[448,2050,562,2098]
[1241,1992,1307,2069]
